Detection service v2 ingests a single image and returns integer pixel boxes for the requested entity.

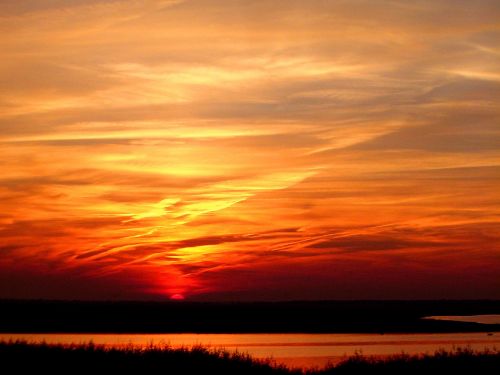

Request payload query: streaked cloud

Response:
[1,0,499,300]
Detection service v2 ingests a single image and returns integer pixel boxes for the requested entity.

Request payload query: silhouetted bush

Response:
[1,340,498,374]
[309,347,500,375]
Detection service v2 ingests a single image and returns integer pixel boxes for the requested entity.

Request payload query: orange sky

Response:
[1,0,499,300]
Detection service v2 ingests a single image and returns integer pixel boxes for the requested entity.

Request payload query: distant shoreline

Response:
[1,300,499,334]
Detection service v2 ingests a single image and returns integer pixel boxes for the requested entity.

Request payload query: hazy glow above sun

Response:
[170,294,185,301]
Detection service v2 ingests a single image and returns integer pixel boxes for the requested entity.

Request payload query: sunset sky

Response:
[1,0,499,301]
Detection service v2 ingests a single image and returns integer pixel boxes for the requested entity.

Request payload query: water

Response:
[425,314,500,325]
[1,332,499,368]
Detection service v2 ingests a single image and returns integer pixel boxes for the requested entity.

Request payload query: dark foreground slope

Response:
[1,299,499,333]
[1,341,499,375]
[0,341,294,375]
[320,348,500,375]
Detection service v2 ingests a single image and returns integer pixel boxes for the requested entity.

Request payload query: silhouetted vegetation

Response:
[311,347,500,374]
[1,341,498,374]
[0,340,296,375]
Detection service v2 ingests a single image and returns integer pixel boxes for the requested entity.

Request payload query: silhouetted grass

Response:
[310,347,500,374]
[0,340,296,374]
[1,340,498,374]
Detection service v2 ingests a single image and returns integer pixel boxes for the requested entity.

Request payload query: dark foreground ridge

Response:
[1,341,499,375]
[1,299,499,333]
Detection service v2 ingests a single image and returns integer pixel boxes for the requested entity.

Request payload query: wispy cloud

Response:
[1,0,499,299]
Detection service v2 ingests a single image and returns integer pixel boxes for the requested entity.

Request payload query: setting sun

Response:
[170,294,185,301]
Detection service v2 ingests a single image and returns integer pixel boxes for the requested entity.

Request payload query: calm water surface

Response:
[425,314,500,325]
[2,332,499,368]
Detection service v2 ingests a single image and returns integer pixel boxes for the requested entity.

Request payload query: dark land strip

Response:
[1,299,499,333]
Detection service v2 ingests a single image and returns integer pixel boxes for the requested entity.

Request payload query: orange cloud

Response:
[1,0,499,300]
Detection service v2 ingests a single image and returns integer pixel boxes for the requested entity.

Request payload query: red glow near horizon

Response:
[170,294,185,301]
